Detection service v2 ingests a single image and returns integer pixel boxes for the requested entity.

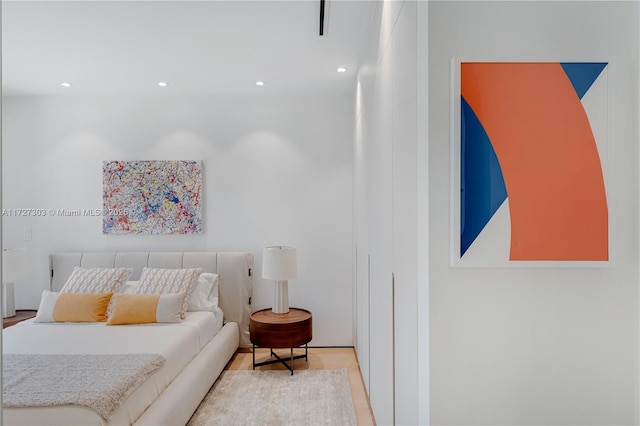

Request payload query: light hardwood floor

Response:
[227,347,376,425]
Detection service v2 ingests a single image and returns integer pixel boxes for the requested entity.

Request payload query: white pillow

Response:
[34,290,60,323]
[121,280,139,294]
[188,273,219,312]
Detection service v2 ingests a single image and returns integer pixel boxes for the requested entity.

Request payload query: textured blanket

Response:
[3,353,165,421]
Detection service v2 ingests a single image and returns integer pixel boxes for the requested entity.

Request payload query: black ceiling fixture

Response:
[319,0,325,36]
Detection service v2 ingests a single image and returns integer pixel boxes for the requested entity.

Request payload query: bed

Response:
[3,251,253,426]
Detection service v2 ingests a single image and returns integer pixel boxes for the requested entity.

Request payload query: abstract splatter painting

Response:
[103,160,203,235]
[454,62,609,265]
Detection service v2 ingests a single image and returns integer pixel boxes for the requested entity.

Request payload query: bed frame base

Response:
[135,322,239,425]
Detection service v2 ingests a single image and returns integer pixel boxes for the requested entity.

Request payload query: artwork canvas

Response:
[103,160,203,235]
[452,61,609,266]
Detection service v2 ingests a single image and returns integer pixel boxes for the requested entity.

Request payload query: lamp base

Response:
[272,280,289,314]
[3,282,16,318]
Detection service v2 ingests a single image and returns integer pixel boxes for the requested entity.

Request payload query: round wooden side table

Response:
[249,308,312,375]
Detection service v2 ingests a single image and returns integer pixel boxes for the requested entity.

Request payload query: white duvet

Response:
[3,310,224,426]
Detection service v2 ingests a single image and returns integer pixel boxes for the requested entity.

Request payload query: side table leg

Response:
[252,344,256,370]
[290,348,294,375]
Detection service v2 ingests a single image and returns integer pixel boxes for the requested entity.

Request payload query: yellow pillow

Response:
[52,292,113,322]
[107,293,184,325]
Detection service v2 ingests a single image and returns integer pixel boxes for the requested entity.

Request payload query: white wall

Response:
[354,1,424,424]
[2,94,353,347]
[430,1,639,425]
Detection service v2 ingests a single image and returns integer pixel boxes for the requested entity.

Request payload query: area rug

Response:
[187,369,357,426]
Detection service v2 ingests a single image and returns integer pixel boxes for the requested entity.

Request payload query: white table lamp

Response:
[262,246,297,314]
[3,249,27,318]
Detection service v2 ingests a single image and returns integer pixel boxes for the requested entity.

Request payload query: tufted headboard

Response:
[49,251,253,348]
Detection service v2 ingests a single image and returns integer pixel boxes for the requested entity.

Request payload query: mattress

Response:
[3,311,223,425]
[172,309,224,349]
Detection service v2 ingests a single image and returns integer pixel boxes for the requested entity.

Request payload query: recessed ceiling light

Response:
[158,82,169,87]
[337,67,347,73]
[60,82,72,88]
[256,81,265,86]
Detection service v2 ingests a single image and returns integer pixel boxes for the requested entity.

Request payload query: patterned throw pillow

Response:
[60,267,133,294]
[135,268,201,318]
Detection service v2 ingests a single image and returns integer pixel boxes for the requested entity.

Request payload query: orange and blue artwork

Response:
[103,160,203,235]
[460,62,608,262]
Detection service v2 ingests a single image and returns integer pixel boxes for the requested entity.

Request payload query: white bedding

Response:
[184,308,224,348]
[3,311,223,425]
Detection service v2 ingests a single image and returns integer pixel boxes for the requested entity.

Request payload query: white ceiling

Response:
[2,0,376,96]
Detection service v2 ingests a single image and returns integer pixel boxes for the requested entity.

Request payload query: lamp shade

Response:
[3,249,27,283]
[262,246,297,281]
